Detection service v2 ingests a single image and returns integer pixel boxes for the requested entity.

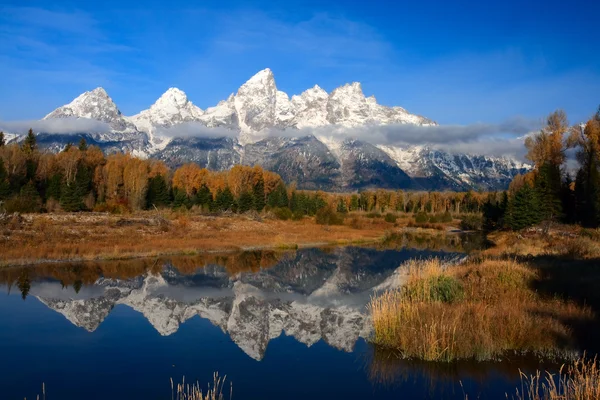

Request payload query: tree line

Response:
[0,129,493,217]
[483,107,600,230]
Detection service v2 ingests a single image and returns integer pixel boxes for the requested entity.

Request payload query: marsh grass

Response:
[370,258,593,362]
[512,356,600,400]
[172,373,230,400]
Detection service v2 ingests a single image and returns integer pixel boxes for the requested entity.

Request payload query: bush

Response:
[350,216,364,229]
[315,206,345,225]
[460,215,482,231]
[3,195,41,213]
[384,213,397,223]
[272,207,293,221]
[366,212,382,219]
[414,212,429,223]
[291,210,305,221]
[429,275,464,303]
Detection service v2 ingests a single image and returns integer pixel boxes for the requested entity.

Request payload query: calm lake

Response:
[0,234,560,399]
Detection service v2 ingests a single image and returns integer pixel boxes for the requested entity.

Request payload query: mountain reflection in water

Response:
[1,245,464,360]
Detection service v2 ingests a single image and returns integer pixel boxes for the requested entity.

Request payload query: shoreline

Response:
[0,211,466,268]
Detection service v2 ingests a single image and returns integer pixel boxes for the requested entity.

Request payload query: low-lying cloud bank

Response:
[1,116,540,160]
[0,117,111,135]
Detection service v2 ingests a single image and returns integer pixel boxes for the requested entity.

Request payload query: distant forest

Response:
[0,129,487,218]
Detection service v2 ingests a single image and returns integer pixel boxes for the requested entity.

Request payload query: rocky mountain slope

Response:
[15,69,529,190]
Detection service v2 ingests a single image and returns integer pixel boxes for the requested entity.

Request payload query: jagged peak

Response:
[331,82,364,97]
[240,68,276,91]
[152,87,190,109]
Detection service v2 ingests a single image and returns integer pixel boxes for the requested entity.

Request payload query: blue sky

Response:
[1,0,599,125]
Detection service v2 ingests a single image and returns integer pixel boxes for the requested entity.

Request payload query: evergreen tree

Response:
[63,143,73,152]
[215,187,235,211]
[350,195,359,211]
[21,129,37,155]
[289,191,298,212]
[194,184,213,210]
[0,131,5,147]
[17,271,31,300]
[336,198,348,213]
[252,177,265,211]
[146,175,171,208]
[75,164,92,207]
[78,137,88,151]
[534,162,563,222]
[0,159,10,201]
[237,191,253,213]
[19,180,42,212]
[561,175,577,224]
[172,188,189,209]
[60,182,82,212]
[267,182,289,208]
[46,173,63,201]
[505,184,542,230]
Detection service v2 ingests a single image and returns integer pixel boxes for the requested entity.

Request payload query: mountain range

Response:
[11,69,529,190]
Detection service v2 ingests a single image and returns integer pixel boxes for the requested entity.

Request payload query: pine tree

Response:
[60,181,82,212]
[215,187,235,211]
[19,180,41,213]
[172,188,189,209]
[534,162,563,222]
[78,137,88,151]
[506,184,542,230]
[17,271,31,300]
[21,129,37,155]
[0,131,5,147]
[252,177,265,211]
[46,173,63,201]
[0,158,10,201]
[194,184,213,210]
[336,198,348,213]
[267,182,288,208]
[237,191,253,213]
[146,175,171,208]
[63,143,73,152]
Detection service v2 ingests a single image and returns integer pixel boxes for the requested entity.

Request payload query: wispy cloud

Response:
[0,118,111,135]
[156,122,238,139]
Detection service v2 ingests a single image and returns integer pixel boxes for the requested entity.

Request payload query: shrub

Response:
[315,206,344,225]
[350,216,364,229]
[272,207,293,221]
[460,215,482,231]
[414,212,429,223]
[441,211,453,223]
[291,210,305,221]
[3,195,40,213]
[384,213,397,223]
[366,212,382,219]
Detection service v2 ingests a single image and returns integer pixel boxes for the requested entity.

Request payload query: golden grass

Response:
[172,373,230,400]
[513,356,600,400]
[370,258,593,362]
[0,212,398,266]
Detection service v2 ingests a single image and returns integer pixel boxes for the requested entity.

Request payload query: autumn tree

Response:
[568,117,600,226]
[524,110,569,221]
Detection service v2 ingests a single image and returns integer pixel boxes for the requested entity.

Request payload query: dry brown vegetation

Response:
[0,211,404,266]
[370,257,594,362]
[512,356,600,400]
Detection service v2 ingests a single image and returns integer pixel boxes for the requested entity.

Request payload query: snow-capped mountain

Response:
[130,87,204,152]
[25,69,529,190]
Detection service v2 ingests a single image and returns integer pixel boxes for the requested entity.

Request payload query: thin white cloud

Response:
[156,122,238,139]
[0,118,111,135]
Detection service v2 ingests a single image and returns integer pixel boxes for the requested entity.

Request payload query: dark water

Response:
[0,238,558,400]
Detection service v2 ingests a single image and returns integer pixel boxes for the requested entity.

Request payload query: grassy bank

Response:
[0,210,466,267]
[370,226,600,362]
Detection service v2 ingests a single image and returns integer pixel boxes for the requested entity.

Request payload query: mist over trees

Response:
[484,107,600,230]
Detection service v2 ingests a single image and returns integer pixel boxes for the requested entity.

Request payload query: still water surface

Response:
[0,237,559,399]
